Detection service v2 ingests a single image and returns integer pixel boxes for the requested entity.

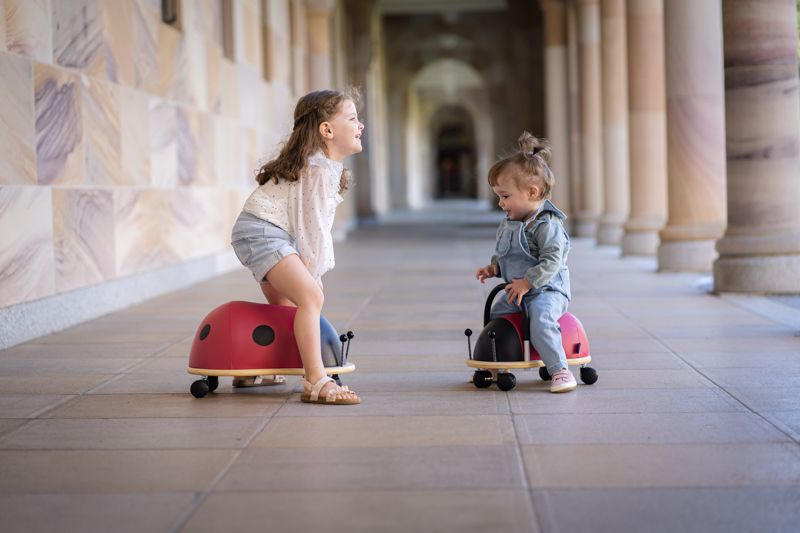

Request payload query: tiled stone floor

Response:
[1,212,799,533]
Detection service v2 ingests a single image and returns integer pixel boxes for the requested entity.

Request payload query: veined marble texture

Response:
[168,187,226,260]
[4,0,52,62]
[52,0,105,77]
[241,127,260,189]
[103,0,135,86]
[0,6,6,51]
[214,116,242,188]
[181,107,216,187]
[119,86,150,185]
[113,189,179,276]
[175,105,197,186]
[183,0,223,45]
[0,52,36,185]
[34,62,84,185]
[149,97,178,187]
[184,32,208,112]
[158,23,188,102]
[83,75,123,185]
[53,188,115,292]
[238,64,263,129]
[131,0,159,93]
[239,0,262,72]
[0,186,55,308]
[205,37,223,114]
[219,57,240,119]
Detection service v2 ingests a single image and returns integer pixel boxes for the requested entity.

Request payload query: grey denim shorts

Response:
[231,212,298,282]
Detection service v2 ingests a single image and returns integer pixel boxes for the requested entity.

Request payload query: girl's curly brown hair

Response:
[255,88,360,193]
[487,131,554,200]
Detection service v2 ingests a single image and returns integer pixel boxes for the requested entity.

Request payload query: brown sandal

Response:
[301,376,360,405]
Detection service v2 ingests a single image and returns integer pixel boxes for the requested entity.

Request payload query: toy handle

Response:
[484,282,531,342]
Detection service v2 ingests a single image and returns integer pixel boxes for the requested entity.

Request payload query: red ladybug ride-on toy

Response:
[188,300,355,398]
[465,283,598,391]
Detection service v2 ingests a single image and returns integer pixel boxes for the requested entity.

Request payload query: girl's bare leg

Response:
[265,254,357,400]
[259,280,293,307]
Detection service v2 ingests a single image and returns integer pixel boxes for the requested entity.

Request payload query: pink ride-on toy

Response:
[464,282,598,391]
[187,300,355,398]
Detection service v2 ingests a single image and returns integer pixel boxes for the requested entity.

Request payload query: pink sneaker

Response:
[550,368,577,393]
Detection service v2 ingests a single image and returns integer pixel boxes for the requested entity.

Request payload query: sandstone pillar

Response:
[658,0,726,271]
[575,0,603,237]
[305,0,335,90]
[542,0,571,215]
[566,0,582,231]
[622,0,667,256]
[597,0,629,245]
[714,0,800,292]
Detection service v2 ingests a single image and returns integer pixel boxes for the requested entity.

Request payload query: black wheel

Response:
[580,367,598,385]
[496,372,516,391]
[207,376,219,392]
[539,367,551,381]
[191,379,210,398]
[473,370,492,388]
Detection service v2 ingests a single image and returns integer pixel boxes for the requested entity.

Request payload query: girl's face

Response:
[320,99,364,161]
[492,173,541,221]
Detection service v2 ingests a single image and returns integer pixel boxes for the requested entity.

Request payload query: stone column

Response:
[713,0,800,292]
[597,0,629,245]
[541,0,571,215]
[566,0,582,230]
[290,0,308,96]
[575,0,603,237]
[658,0,726,271]
[305,0,335,90]
[622,0,667,256]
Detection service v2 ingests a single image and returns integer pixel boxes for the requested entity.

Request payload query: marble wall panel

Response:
[52,0,105,77]
[0,186,54,308]
[193,110,216,186]
[4,0,52,62]
[34,62,84,185]
[113,189,178,276]
[175,105,197,186]
[183,0,223,46]
[52,188,115,292]
[238,64,263,129]
[168,188,226,261]
[158,22,187,101]
[83,75,123,185]
[119,86,150,185]
[241,126,260,189]
[205,37,223,113]
[0,52,37,185]
[132,0,159,93]
[149,97,178,187]
[219,57,240,118]
[214,116,242,188]
[104,0,135,86]
[0,4,6,51]
[239,0,263,74]
[184,32,208,111]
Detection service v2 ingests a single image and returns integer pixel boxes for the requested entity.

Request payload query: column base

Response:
[657,239,717,272]
[574,218,598,238]
[713,254,800,294]
[622,230,659,256]
[597,221,624,246]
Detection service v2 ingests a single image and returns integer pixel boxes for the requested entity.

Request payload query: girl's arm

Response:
[524,219,567,289]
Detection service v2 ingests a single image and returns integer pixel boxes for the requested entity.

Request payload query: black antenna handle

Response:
[489,330,497,362]
[484,283,509,326]
[464,329,473,360]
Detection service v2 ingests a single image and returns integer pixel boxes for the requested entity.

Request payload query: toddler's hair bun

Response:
[518,131,551,163]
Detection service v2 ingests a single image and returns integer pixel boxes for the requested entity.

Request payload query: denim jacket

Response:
[490,199,571,300]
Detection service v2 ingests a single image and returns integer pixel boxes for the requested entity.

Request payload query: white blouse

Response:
[242,151,345,280]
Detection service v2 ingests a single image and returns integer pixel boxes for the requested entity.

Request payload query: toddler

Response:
[476,132,576,393]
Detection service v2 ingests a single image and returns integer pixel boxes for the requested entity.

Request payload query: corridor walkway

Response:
[0,211,799,533]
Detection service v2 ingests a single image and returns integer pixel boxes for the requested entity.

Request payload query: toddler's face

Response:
[325,99,364,160]
[492,174,540,221]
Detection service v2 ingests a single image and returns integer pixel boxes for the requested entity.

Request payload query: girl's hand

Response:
[476,264,499,283]
[505,278,532,305]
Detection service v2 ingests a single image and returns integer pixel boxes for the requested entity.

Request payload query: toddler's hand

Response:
[475,264,498,283]
[506,278,533,305]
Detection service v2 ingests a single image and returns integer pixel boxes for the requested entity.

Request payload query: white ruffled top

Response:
[242,151,345,280]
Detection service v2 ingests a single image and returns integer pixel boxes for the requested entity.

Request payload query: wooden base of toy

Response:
[188,362,356,377]
[466,357,590,370]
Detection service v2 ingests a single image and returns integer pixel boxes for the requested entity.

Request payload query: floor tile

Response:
[0,395,70,418]
[276,391,509,416]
